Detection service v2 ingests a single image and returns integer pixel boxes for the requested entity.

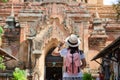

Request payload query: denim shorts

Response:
[63,77,82,80]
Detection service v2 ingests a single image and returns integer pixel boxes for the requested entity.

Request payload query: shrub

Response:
[13,68,27,80]
[0,56,6,70]
[83,72,93,80]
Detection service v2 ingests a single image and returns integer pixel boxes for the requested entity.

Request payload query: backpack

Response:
[64,50,81,74]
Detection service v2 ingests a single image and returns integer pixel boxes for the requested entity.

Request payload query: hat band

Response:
[68,40,78,45]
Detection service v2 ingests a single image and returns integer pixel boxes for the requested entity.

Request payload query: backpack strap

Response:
[72,53,74,73]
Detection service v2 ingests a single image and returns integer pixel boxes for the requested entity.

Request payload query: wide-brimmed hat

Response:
[65,34,81,47]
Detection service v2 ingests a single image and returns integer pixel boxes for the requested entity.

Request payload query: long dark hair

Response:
[68,46,79,54]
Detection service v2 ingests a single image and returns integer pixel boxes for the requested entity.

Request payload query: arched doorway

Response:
[45,47,63,80]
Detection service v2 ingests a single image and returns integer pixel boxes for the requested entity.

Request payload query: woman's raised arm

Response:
[51,42,64,56]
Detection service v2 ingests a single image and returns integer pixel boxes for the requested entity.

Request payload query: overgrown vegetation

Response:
[1,0,8,2]
[0,56,6,70]
[13,68,27,80]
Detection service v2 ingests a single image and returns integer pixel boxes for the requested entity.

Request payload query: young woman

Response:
[53,34,86,80]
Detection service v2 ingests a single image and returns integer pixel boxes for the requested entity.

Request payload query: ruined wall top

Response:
[6,0,103,5]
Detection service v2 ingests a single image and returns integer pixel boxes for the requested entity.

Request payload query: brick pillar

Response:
[38,51,45,80]
[20,27,26,43]
[83,21,89,64]
[20,22,28,43]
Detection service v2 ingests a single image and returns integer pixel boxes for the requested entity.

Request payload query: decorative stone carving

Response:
[73,23,80,35]
[27,21,37,37]
[33,39,42,50]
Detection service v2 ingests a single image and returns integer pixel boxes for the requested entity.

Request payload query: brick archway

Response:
[43,38,59,56]
[43,38,63,80]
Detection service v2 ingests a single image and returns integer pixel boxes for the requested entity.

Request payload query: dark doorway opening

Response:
[46,67,62,80]
[45,47,63,80]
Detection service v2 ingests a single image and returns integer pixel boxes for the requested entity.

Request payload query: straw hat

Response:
[65,34,81,47]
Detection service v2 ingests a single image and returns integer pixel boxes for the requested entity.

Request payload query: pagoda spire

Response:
[11,0,14,17]
[95,8,100,18]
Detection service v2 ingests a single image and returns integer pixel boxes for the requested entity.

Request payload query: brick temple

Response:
[0,0,120,80]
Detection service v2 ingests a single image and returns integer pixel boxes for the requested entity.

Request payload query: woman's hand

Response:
[57,42,64,50]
